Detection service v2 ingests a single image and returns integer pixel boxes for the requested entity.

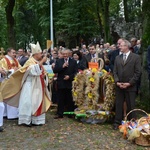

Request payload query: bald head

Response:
[130,38,137,47]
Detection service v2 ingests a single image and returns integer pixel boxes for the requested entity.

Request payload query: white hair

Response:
[122,39,131,48]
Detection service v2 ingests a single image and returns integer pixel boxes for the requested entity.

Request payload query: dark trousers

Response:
[114,88,136,125]
[51,81,58,104]
[57,88,75,117]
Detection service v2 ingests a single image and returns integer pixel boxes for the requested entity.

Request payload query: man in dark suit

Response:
[84,44,105,69]
[85,44,103,62]
[113,39,141,130]
[109,38,124,71]
[130,37,139,54]
[53,49,78,119]
[17,49,28,66]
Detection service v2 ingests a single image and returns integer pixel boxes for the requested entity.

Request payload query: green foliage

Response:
[136,50,150,113]
[0,2,7,49]
[14,0,50,49]
[127,0,142,22]
[54,0,100,47]
[141,0,150,47]
[0,0,149,50]
[109,0,120,18]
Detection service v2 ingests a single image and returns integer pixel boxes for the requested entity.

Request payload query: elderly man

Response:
[113,39,141,130]
[1,42,51,126]
[53,49,78,119]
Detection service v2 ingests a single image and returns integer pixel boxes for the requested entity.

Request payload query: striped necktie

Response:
[123,54,126,64]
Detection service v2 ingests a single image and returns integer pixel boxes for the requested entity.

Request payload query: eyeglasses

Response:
[120,45,126,47]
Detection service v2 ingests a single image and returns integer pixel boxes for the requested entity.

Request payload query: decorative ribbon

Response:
[4,57,19,69]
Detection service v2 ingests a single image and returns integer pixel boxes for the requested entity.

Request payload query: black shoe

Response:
[0,127,4,132]
[20,123,32,127]
[113,124,119,130]
[54,115,63,119]
[32,124,43,126]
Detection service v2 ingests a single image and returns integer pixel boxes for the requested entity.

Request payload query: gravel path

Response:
[0,109,149,150]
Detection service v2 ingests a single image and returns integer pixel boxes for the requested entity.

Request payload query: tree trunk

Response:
[98,0,111,43]
[5,0,16,48]
[104,0,111,42]
[97,0,104,38]
[123,0,129,22]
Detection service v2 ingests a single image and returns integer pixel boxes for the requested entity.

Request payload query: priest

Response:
[1,42,51,126]
[0,48,21,119]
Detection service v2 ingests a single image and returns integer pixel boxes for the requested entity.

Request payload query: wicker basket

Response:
[135,133,150,146]
[135,116,150,146]
[125,109,150,146]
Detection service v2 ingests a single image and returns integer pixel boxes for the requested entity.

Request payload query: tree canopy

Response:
[0,0,149,49]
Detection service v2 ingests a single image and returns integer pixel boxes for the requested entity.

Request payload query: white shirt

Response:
[123,51,130,60]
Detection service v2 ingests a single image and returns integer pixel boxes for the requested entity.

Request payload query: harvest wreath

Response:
[72,68,115,123]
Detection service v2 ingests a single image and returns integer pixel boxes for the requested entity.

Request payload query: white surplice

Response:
[0,102,4,127]
[18,64,46,125]
[1,55,19,119]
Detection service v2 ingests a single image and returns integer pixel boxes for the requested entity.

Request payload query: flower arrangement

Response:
[72,70,86,107]
[85,68,99,109]
[101,73,115,111]
[72,66,115,123]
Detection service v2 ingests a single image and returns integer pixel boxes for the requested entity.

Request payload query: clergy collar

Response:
[5,55,13,60]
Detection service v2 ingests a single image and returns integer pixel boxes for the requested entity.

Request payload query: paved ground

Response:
[0,108,149,150]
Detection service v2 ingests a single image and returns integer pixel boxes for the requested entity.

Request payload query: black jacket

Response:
[19,56,28,66]
[53,58,78,89]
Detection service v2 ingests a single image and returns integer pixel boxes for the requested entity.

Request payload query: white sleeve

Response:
[28,64,42,76]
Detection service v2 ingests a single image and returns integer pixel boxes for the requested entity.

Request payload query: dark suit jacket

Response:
[85,53,104,62]
[49,58,58,65]
[85,53,92,62]
[84,53,105,69]
[109,49,120,71]
[77,58,88,71]
[19,56,28,66]
[53,58,78,89]
[113,52,141,91]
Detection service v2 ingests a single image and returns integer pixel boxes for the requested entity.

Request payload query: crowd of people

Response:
[0,37,146,133]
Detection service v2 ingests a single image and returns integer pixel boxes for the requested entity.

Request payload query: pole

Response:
[50,0,54,49]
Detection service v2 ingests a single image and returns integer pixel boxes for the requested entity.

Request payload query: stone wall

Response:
[110,18,143,43]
